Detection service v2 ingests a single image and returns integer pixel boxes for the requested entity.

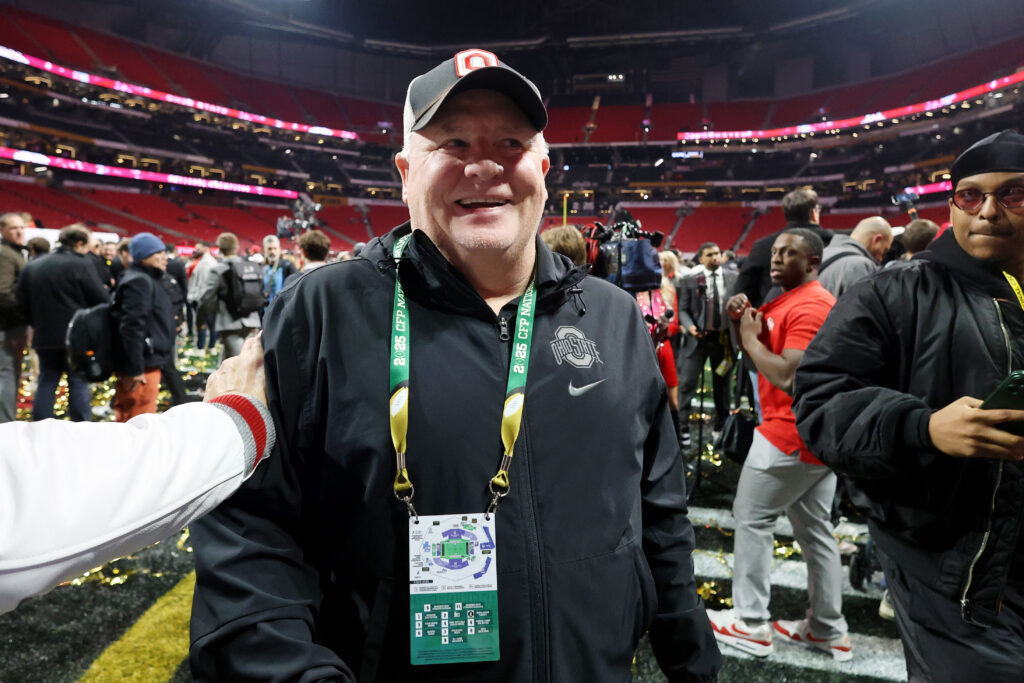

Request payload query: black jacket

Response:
[17,247,109,350]
[189,224,721,682]
[732,221,834,306]
[115,264,176,376]
[793,230,1024,627]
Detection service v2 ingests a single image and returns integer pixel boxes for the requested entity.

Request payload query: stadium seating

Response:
[365,204,410,235]
[5,8,93,71]
[673,205,749,253]
[589,105,646,144]
[647,103,703,135]
[544,107,592,144]
[140,47,233,105]
[706,101,771,132]
[74,26,175,93]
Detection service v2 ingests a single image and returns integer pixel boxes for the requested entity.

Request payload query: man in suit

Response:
[677,241,736,442]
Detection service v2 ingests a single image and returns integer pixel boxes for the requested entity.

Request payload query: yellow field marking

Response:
[78,571,195,682]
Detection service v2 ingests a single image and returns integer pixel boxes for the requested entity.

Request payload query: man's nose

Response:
[465,157,504,180]
[978,193,1002,220]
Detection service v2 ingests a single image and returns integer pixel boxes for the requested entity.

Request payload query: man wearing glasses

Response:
[793,130,1024,682]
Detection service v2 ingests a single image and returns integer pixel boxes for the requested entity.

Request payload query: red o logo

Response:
[455,49,499,77]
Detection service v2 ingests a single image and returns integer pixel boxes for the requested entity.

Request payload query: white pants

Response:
[732,430,848,638]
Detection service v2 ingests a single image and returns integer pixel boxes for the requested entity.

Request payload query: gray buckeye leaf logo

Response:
[550,326,603,369]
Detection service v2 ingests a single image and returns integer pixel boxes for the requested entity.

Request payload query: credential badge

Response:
[550,326,603,369]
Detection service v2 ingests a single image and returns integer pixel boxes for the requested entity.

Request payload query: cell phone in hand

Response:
[981,370,1024,436]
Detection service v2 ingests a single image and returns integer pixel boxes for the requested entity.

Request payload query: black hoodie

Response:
[793,228,1024,627]
[189,224,721,682]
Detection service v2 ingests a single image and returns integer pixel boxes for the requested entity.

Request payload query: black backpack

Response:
[66,301,118,382]
[222,259,264,318]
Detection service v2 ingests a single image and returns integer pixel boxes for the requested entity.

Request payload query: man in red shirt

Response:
[708,228,852,662]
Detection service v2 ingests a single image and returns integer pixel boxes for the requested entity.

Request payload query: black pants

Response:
[678,334,730,429]
[879,550,1024,683]
[160,359,187,407]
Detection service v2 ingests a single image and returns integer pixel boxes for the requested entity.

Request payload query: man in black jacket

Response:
[17,224,109,421]
[189,50,721,683]
[0,212,27,423]
[733,188,833,308]
[112,232,176,422]
[793,130,1024,682]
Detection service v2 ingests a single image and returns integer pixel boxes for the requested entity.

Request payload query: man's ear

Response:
[395,153,410,204]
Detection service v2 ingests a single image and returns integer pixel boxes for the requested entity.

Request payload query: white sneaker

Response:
[707,609,774,657]
[878,590,895,621]
[772,618,853,662]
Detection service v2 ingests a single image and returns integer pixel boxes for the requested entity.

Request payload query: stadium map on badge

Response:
[408,513,499,665]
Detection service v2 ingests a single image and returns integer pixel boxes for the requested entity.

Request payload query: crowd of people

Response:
[0,216,342,423]
[1,49,1023,683]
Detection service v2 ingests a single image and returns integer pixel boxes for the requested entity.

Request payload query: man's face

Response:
[264,240,280,264]
[868,233,894,263]
[699,245,721,271]
[0,215,26,247]
[396,89,550,266]
[949,172,1024,273]
[120,250,133,266]
[101,243,116,260]
[769,233,814,290]
[141,251,168,271]
[195,243,208,257]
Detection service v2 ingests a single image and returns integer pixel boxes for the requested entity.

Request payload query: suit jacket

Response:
[677,266,736,354]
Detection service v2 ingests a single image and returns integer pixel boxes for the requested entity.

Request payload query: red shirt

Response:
[754,280,835,465]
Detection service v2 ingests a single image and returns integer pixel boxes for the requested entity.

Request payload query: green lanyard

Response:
[389,233,537,518]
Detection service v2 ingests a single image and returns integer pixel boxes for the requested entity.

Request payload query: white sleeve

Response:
[0,399,272,614]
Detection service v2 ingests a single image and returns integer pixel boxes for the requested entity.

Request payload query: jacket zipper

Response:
[496,309,548,680]
[959,299,1011,621]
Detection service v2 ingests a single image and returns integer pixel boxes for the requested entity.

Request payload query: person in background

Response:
[110,238,132,284]
[710,228,851,663]
[17,224,108,422]
[113,233,176,422]
[188,240,218,350]
[818,216,893,298]
[794,130,1024,682]
[198,232,261,361]
[677,242,736,443]
[283,229,332,289]
[261,235,296,311]
[885,218,940,268]
[27,237,50,260]
[540,224,587,266]
[0,212,27,423]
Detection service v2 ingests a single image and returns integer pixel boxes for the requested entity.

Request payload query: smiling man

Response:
[189,50,720,683]
[793,130,1024,681]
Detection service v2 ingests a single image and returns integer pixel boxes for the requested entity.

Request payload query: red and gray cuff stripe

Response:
[208,394,276,478]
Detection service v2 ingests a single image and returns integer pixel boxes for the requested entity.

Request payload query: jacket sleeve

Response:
[792,278,937,479]
[676,277,698,331]
[732,241,764,303]
[189,284,353,682]
[80,260,111,306]
[196,262,225,313]
[642,343,722,681]
[0,251,23,327]
[0,397,273,615]
[117,274,153,377]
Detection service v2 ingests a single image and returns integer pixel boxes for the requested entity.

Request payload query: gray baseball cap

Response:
[403,49,547,137]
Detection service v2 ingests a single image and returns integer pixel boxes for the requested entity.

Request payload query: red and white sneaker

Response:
[707,609,774,657]
[772,618,853,662]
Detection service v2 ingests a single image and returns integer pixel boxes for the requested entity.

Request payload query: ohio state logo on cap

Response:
[454,49,499,77]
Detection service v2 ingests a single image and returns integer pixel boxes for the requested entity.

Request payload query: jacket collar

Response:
[365,222,588,319]
[915,229,1015,300]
